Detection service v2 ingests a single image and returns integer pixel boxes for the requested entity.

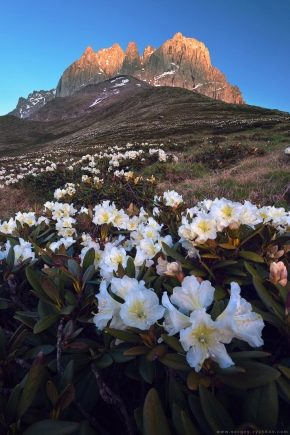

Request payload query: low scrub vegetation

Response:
[1,138,290,433]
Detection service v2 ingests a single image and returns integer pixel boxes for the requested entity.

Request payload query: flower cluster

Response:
[162,278,263,371]
[1,187,284,373]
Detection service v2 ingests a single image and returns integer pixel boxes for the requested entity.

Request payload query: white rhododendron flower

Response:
[99,245,128,278]
[217,282,264,347]
[120,288,165,330]
[93,281,122,330]
[171,276,215,314]
[11,238,35,265]
[163,190,183,208]
[191,213,217,243]
[0,218,17,234]
[180,309,234,372]
[162,292,191,336]
[111,276,146,300]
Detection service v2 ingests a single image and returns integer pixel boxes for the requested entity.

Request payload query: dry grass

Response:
[158,150,290,206]
[0,187,42,220]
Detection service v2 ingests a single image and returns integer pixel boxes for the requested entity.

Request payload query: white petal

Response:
[208,342,234,369]
[162,292,191,335]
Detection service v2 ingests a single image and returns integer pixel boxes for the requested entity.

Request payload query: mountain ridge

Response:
[9,32,244,118]
[56,32,243,104]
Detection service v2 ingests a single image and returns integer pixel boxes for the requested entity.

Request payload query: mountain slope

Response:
[1,77,289,156]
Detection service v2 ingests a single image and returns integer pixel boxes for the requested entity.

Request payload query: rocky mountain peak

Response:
[11,32,244,114]
[125,42,139,59]
[83,46,94,55]
[56,33,241,103]
[172,32,184,39]
[142,45,156,64]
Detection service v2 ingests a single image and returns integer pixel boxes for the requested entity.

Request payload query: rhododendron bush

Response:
[1,187,290,434]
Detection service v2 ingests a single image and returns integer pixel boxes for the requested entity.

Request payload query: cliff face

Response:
[56,32,244,104]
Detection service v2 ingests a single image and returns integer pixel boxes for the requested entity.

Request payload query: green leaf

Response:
[105,328,141,343]
[57,384,75,411]
[161,334,185,354]
[6,246,15,269]
[68,259,81,280]
[276,375,290,403]
[188,395,212,435]
[60,360,74,390]
[82,247,95,271]
[230,351,271,360]
[239,250,264,263]
[143,388,172,435]
[82,264,95,286]
[22,420,80,435]
[125,257,136,278]
[139,355,154,384]
[40,276,61,305]
[33,314,59,334]
[123,346,148,356]
[46,380,59,407]
[26,267,42,293]
[242,382,278,429]
[180,410,200,435]
[277,364,290,380]
[199,385,234,432]
[18,359,45,417]
[252,277,285,320]
[218,361,280,389]
[160,353,189,371]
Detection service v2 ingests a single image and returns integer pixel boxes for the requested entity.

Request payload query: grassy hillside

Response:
[1,80,290,219]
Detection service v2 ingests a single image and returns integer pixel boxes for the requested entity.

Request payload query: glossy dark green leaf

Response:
[82,247,95,271]
[40,276,61,305]
[18,359,45,417]
[199,385,234,432]
[218,361,280,389]
[239,250,264,263]
[105,327,141,343]
[242,381,278,429]
[125,256,136,278]
[143,388,171,435]
[139,355,154,384]
[33,313,58,334]
[161,334,185,354]
[160,353,189,371]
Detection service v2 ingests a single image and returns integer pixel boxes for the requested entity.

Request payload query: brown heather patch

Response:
[158,150,290,207]
[0,186,41,220]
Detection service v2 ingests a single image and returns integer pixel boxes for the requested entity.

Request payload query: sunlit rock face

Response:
[56,33,244,104]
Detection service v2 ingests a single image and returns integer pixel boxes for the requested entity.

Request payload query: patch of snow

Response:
[155,71,175,80]
[112,78,129,88]
[110,77,126,83]
[89,98,103,107]
[192,83,203,90]
[136,84,141,87]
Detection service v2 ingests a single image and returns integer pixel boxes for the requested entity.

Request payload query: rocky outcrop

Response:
[56,32,243,104]
[56,44,125,97]
[10,89,56,119]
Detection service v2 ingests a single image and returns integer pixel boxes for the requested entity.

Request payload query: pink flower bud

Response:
[269,261,288,287]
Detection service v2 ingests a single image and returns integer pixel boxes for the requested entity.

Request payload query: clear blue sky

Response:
[1,0,290,115]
